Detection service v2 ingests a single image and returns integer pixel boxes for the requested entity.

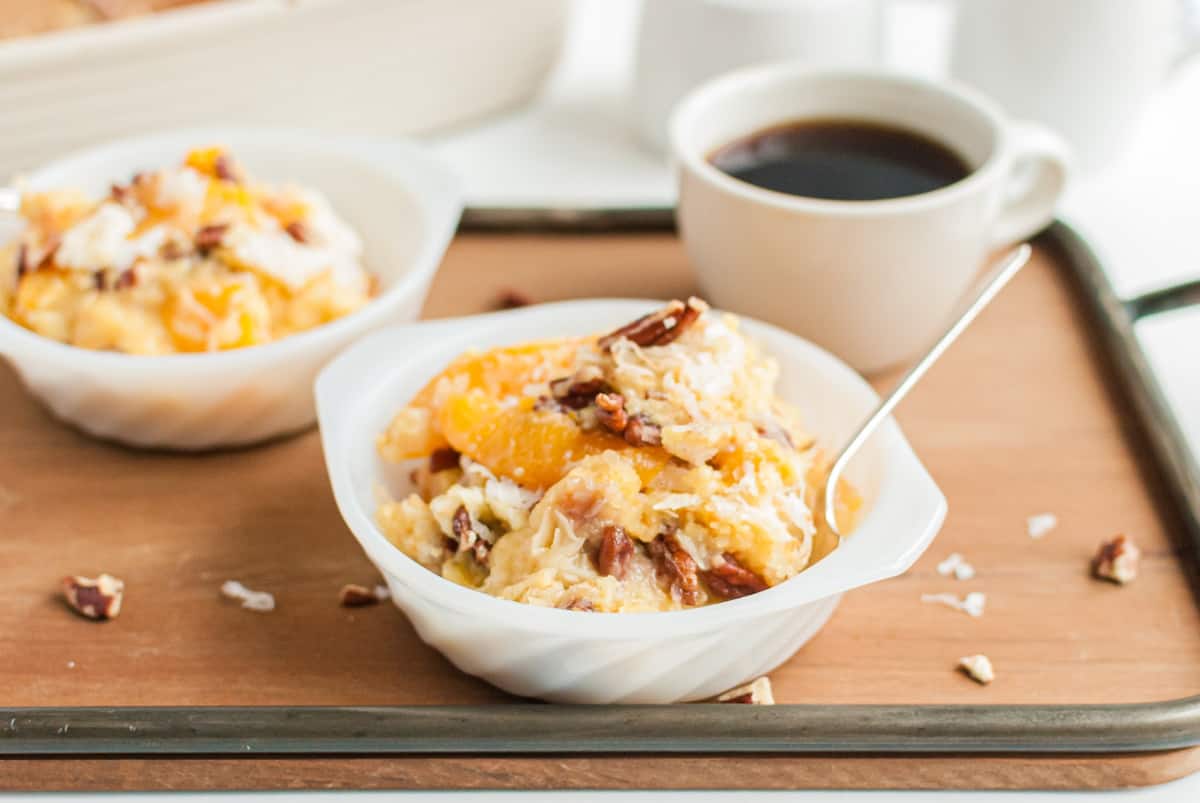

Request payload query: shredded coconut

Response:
[1027,513,1057,539]
[652,493,702,511]
[959,654,995,684]
[55,203,138,272]
[921,591,986,617]
[936,552,976,581]
[221,580,275,612]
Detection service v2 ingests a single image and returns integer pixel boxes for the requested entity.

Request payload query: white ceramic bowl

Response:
[315,300,946,703]
[0,129,462,449]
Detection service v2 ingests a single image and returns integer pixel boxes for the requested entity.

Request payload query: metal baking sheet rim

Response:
[4,220,1200,758]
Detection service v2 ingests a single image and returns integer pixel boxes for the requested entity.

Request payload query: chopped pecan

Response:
[451,505,491,564]
[284,220,310,243]
[598,297,707,350]
[62,574,124,621]
[1092,534,1140,584]
[648,525,701,605]
[109,183,133,205]
[549,365,608,409]
[703,553,768,600]
[496,289,532,310]
[214,154,242,183]
[558,597,595,612]
[624,415,662,447]
[596,524,633,580]
[715,676,775,704]
[594,392,628,435]
[92,271,106,291]
[113,268,137,290]
[194,223,229,254]
[15,237,58,280]
[339,583,389,607]
[428,447,461,474]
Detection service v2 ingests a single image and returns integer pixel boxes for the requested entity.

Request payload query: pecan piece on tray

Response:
[596,524,634,580]
[496,289,532,310]
[62,573,125,621]
[598,297,707,350]
[339,583,390,607]
[648,525,701,605]
[1092,533,1140,585]
[702,553,768,600]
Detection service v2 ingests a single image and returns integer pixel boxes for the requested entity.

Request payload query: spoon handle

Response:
[824,243,1033,534]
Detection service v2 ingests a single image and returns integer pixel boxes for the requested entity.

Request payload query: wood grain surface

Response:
[3,233,1200,789]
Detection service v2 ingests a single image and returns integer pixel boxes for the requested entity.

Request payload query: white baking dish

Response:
[0,0,566,178]
[315,300,946,703]
[0,128,462,449]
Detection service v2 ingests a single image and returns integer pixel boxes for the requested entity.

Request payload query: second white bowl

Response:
[0,129,462,449]
[316,300,946,703]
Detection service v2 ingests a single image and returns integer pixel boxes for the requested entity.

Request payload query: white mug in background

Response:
[671,66,1070,374]
[632,0,881,152]
[949,0,1200,174]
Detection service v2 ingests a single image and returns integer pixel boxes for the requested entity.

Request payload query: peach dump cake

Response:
[376,299,861,612]
[0,148,374,354]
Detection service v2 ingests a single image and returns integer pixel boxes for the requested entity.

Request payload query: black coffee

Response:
[710,119,971,201]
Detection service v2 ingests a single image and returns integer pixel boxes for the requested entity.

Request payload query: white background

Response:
[9,0,1200,800]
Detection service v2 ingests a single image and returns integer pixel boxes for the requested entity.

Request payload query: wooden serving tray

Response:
[3,228,1200,790]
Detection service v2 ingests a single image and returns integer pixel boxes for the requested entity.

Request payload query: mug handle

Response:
[989,121,1072,248]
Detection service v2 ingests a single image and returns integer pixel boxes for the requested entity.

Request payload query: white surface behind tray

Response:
[10,1,1199,799]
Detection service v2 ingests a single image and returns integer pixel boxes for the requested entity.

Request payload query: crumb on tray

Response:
[921,591,986,618]
[62,573,124,620]
[1092,534,1140,585]
[221,579,275,612]
[1027,513,1057,539]
[339,583,390,607]
[714,676,775,705]
[959,654,995,685]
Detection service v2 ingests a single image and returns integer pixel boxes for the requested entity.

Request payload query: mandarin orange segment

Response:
[438,390,668,489]
[410,340,580,409]
[712,438,800,486]
[184,147,225,178]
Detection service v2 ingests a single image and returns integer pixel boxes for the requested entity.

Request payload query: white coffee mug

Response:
[671,66,1071,373]
[949,0,1200,174]
[633,0,881,152]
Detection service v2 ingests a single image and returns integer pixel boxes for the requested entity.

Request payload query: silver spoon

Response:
[823,243,1033,537]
